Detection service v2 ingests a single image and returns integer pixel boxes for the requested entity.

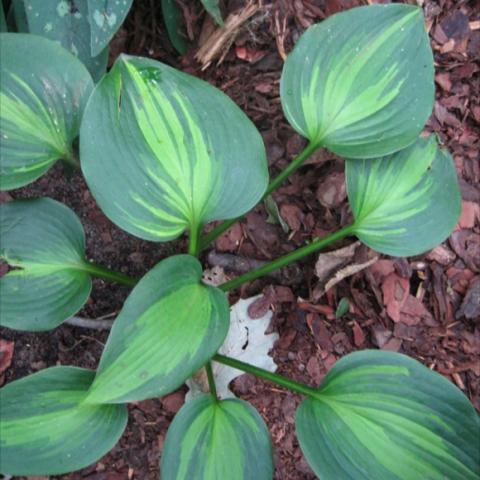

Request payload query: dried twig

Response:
[65,316,114,330]
[195,3,261,69]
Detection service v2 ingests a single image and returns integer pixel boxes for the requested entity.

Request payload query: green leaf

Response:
[0,33,93,190]
[81,55,268,242]
[0,198,91,331]
[87,0,133,56]
[296,350,480,480]
[346,135,461,257]
[86,255,229,404]
[280,4,434,158]
[161,395,273,479]
[0,3,7,32]
[0,366,127,476]
[201,0,223,26]
[161,0,188,54]
[22,0,108,81]
[335,297,349,318]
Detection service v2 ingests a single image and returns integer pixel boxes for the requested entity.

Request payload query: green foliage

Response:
[86,255,230,404]
[0,198,92,330]
[280,4,434,158]
[0,367,127,476]
[201,0,223,26]
[0,4,476,480]
[347,135,461,256]
[161,0,189,54]
[20,0,109,81]
[80,55,268,242]
[0,33,93,190]
[161,395,273,479]
[296,350,480,480]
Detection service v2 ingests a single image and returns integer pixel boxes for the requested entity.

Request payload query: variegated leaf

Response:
[281,4,434,158]
[346,135,461,256]
[0,33,93,190]
[0,198,92,331]
[80,55,268,242]
[296,350,480,480]
[0,367,127,476]
[22,0,108,81]
[161,395,273,479]
[86,255,229,404]
[87,0,133,56]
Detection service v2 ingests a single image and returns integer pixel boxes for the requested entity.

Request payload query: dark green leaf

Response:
[161,395,273,479]
[87,0,133,56]
[0,33,93,190]
[81,55,268,242]
[22,0,108,81]
[201,0,223,26]
[86,255,230,404]
[281,4,434,158]
[161,0,188,54]
[0,367,127,476]
[0,3,7,32]
[296,350,480,480]
[347,135,461,256]
[0,198,91,331]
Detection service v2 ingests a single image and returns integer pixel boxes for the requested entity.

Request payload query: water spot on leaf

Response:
[57,1,69,17]
[44,22,53,32]
[93,10,105,27]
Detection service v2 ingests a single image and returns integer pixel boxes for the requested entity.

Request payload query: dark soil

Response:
[1,1,479,479]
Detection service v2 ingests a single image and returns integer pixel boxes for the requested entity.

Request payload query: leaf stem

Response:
[218,224,355,291]
[199,142,319,250]
[205,362,218,400]
[188,224,201,257]
[62,149,80,169]
[83,261,138,287]
[213,354,318,397]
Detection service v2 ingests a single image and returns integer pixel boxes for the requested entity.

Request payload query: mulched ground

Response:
[1,0,479,479]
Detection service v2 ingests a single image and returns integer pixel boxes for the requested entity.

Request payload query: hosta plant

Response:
[1,4,479,479]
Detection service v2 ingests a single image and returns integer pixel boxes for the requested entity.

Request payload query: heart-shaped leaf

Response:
[87,0,133,56]
[0,198,91,331]
[80,55,268,242]
[296,350,480,480]
[22,0,109,81]
[346,135,461,256]
[0,33,93,190]
[281,4,434,158]
[0,367,127,476]
[161,395,273,479]
[86,255,229,404]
